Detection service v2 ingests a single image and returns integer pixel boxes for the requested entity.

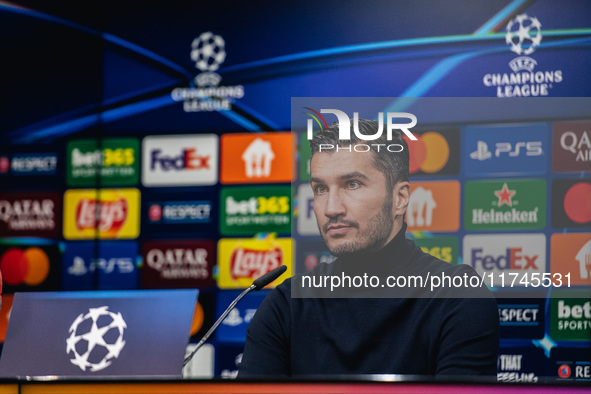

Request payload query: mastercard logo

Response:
[0,247,50,286]
[404,132,450,174]
[190,301,204,336]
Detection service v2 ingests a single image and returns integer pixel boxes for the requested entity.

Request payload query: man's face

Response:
[310,150,396,257]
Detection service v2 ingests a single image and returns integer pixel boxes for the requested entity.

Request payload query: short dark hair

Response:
[309,118,409,190]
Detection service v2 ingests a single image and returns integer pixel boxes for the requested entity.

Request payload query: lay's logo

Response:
[64,189,140,240]
[230,247,283,280]
[218,235,292,289]
[75,198,128,235]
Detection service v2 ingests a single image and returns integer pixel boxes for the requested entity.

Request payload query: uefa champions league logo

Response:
[171,31,244,111]
[505,14,542,56]
[66,306,127,372]
[191,31,226,87]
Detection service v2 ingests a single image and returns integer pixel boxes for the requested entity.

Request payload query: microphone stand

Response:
[182,264,287,369]
[183,284,255,367]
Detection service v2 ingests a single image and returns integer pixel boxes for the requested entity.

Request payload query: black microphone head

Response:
[252,265,287,290]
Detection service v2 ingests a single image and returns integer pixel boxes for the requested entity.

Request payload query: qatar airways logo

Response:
[304,108,417,152]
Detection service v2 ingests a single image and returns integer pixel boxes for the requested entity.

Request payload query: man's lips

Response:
[325,224,354,236]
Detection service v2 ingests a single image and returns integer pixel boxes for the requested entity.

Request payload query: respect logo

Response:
[217,235,292,289]
[148,201,211,224]
[11,153,57,175]
[63,189,140,240]
[220,186,291,236]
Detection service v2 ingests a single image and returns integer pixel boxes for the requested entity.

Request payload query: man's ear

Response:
[394,181,410,216]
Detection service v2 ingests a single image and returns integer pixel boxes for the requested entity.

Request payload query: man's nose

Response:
[324,190,346,217]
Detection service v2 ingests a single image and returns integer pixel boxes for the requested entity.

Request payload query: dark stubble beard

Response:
[321,192,394,258]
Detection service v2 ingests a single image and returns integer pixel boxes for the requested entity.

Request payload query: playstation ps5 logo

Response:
[470,141,492,161]
[470,140,543,161]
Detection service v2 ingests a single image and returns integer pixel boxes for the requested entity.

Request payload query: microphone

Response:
[182,265,287,368]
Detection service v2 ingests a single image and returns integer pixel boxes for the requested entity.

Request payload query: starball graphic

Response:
[66,306,127,372]
[171,32,244,112]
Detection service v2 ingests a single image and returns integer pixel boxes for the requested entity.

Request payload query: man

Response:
[238,119,499,377]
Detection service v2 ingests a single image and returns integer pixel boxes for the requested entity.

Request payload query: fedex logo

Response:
[150,148,209,171]
[471,248,539,270]
[142,134,218,186]
[297,184,319,236]
[463,234,546,285]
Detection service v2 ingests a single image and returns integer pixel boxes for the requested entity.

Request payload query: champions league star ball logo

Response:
[171,31,244,110]
[66,306,127,372]
[191,32,226,72]
[505,13,542,56]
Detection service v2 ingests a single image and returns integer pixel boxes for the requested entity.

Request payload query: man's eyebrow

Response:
[339,171,369,181]
[310,172,369,184]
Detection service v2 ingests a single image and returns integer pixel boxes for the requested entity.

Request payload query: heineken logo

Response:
[495,183,516,207]
[465,180,546,230]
